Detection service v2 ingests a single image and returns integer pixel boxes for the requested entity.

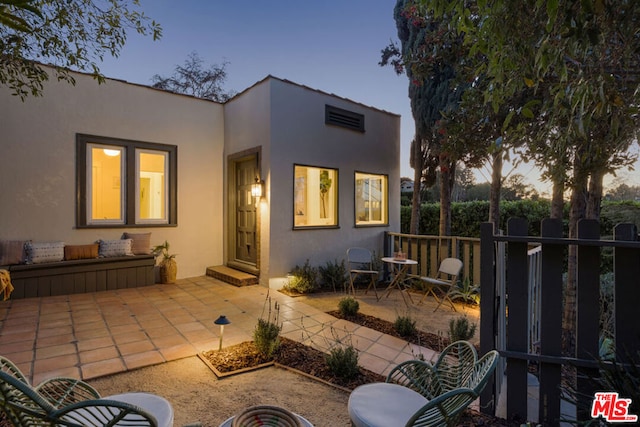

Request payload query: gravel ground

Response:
[88,356,352,427]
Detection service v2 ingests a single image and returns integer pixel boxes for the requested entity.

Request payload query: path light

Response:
[214,315,231,351]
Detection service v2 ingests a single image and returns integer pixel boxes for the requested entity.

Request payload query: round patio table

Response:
[381,257,418,305]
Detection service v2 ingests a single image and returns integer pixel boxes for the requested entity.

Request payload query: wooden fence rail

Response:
[383,231,481,286]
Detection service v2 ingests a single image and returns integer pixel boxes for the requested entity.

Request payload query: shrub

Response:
[449,278,480,305]
[253,297,281,358]
[563,350,640,420]
[338,297,359,317]
[325,345,360,380]
[448,315,477,342]
[318,259,348,292]
[394,315,417,337]
[284,259,318,294]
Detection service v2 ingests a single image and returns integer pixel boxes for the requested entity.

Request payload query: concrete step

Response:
[206,265,258,287]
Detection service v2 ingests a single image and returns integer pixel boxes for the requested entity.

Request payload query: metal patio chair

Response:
[413,257,463,311]
[346,247,380,299]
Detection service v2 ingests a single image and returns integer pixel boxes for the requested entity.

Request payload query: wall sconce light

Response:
[214,315,231,350]
[251,177,264,200]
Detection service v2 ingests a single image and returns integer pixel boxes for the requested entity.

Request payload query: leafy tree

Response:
[151,52,235,102]
[381,0,487,236]
[419,0,640,359]
[606,182,640,202]
[0,0,161,99]
[501,174,539,201]
[0,0,41,32]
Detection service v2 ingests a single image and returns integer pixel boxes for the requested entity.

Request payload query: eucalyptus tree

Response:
[418,0,640,354]
[0,0,161,99]
[381,0,488,236]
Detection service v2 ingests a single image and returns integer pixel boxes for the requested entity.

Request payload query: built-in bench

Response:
[2,255,156,299]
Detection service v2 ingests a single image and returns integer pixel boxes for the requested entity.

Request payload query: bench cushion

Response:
[123,232,152,255]
[348,382,429,427]
[64,244,99,261]
[103,392,174,427]
[25,241,65,264]
[0,240,26,265]
[98,239,134,257]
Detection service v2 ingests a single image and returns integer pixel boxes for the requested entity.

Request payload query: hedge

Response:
[401,200,640,238]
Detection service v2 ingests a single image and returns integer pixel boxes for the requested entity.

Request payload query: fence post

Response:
[539,218,563,424]
[480,222,496,414]
[614,223,640,357]
[575,219,601,420]
[506,218,529,420]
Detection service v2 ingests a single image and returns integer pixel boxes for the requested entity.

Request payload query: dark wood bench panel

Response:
[2,255,155,299]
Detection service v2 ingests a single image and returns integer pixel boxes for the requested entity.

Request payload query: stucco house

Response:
[0,68,400,290]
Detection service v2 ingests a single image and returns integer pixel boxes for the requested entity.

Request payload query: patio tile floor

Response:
[0,275,476,386]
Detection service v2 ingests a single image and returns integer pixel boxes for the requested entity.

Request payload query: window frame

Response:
[76,134,177,228]
[354,170,389,227]
[293,163,340,230]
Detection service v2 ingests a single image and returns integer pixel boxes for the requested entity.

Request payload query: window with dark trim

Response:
[355,171,388,226]
[76,134,177,228]
[325,104,365,132]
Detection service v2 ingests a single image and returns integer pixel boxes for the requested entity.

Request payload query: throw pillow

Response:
[0,240,27,265]
[122,232,152,255]
[25,241,65,264]
[64,244,99,261]
[98,239,134,257]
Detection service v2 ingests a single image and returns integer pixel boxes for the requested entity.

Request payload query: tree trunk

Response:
[551,180,565,219]
[489,150,502,232]
[439,157,456,236]
[587,169,604,220]
[410,138,423,235]
[564,155,588,356]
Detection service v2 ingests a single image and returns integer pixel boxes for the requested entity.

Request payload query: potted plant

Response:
[152,240,177,284]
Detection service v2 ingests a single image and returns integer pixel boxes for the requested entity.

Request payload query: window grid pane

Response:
[355,172,388,225]
[88,144,125,224]
[294,165,338,228]
[136,149,168,224]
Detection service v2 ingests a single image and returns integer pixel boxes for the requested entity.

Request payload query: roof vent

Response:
[325,105,365,132]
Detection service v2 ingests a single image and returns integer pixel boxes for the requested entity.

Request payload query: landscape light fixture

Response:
[214,315,231,351]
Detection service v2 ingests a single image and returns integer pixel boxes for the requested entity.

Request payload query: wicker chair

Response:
[0,356,174,427]
[1,355,101,410]
[348,341,499,427]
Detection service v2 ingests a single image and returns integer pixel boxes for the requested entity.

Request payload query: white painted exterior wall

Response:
[225,77,401,286]
[1,71,400,286]
[0,70,225,279]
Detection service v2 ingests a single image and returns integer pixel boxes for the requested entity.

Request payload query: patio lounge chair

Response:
[348,341,499,427]
[346,247,380,299]
[0,355,174,426]
[412,257,463,312]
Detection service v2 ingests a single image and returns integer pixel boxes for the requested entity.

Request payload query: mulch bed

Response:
[327,310,452,352]
[202,338,384,390]
[200,312,521,426]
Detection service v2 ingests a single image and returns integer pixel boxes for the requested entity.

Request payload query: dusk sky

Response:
[97,0,638,195]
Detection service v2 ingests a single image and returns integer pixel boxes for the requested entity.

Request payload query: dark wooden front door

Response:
[228,155,258,274]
